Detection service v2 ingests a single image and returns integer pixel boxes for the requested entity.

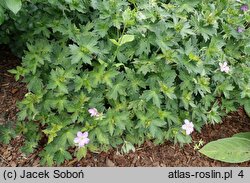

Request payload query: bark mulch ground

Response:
[0,45,249,167]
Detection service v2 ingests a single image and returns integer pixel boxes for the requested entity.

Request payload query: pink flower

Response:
[182,119,194,135]
[88,108,100,117]
[74,132,90,147]
[241,4,249,12]
[237,27,244,33]
[219,62,230,73]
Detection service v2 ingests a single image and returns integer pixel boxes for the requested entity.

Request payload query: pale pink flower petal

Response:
[74,137,80,143]
[182,119,194,135]
[237,27,244,33]
[219,62,230,73]
[241,4,249,12]
[88,108,100,117]
[184,119,190,125]
[82,132,88,138]
[224,66,230,73]
[77,131,84,137]
[78,141,86,147]
[74,131,90,147]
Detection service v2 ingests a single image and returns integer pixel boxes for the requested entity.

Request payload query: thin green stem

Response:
[112,25,127,63]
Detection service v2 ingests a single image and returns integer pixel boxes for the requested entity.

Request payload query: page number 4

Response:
[238,170,244,178]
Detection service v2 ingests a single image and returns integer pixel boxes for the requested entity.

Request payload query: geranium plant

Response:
[0,0,250,166]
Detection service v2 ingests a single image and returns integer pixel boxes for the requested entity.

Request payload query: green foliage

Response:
[233,132,250,139]
[76,147,87,161]
[244,102,250,117]
[5,0,22,14]
[0,0,250,165]
[0,0,22,24]
[121,141,135,154]
[199,132,250,163]
[0,122,16,144]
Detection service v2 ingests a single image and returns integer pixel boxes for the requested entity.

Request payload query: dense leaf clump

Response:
[0,0,250,165]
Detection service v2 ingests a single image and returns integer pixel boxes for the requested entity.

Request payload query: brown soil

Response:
[0,46,249,167]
